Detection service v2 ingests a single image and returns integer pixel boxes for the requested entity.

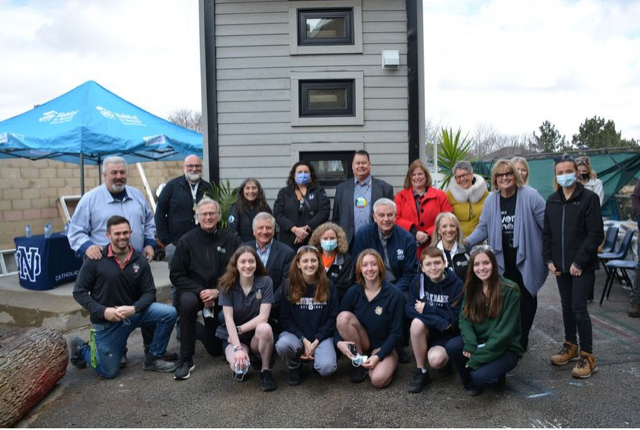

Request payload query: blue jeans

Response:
[275,332,337,376]
[445,335,519,390]
[80,303,177,379]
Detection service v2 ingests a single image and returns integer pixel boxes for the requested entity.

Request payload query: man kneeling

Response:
[69,215,177,378]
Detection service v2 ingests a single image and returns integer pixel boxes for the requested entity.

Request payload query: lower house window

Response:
[300,151,354,187]
[299,80,354,117]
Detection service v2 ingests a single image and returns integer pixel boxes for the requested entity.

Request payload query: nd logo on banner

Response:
[16,246,42,283]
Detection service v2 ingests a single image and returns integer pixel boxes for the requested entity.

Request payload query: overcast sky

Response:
[1,0,639,142]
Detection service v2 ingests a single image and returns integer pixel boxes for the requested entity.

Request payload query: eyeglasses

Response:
[198,211,220,218]
[297,245,318,254]
[454,172,470,181]
[495,171,514,179]
[184,164,203,169]
[470,244,493,256]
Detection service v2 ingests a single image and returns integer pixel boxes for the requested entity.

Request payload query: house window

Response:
[300,151,354,186]
[298,9,353,46]
[299,80,354,117]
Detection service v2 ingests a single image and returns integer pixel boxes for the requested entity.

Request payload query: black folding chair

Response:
[598,229,635,282]
[600,259,636,306]
[601,226,619,253]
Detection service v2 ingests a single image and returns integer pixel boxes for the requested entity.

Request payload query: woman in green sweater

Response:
[445,246,523,396]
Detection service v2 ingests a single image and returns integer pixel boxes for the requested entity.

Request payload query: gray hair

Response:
[197,198,220,213]
[452,160,473,175]
[102,156,127,171]
[431,212,464,247]
[373,198,397,214]
[252,212,276,230]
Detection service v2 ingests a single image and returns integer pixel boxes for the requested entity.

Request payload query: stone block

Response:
[3,211,23,222]
[23,209,42,220]
[2,189,22,200]
[20,168,39,179]
[39,169,57,179]
[12,200,32,210]
[1,168,20,179]
[22,189,40,200]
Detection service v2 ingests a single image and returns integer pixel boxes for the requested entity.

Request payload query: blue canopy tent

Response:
[0,80,203,193]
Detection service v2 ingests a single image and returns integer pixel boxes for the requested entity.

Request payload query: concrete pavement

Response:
[3,267,640,428]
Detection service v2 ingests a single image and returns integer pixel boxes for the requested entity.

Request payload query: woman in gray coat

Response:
[466,159,548,352]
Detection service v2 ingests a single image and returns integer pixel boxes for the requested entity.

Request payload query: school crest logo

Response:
[396,249,405,261]
[375,306,383,315]
[133,264,140,273]
[16,246,41,283]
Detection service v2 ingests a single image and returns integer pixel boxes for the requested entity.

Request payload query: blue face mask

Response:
[320,239,338,251]
[295,172,311,185]
[557,173,577,188]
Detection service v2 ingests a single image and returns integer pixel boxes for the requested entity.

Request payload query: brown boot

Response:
[571,351,597,379]
[629,302,640,318]
[550,341,578,366]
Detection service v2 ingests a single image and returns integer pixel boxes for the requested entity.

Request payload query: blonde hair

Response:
[490,159,525,191]
[511,157,530,185]
[431,212,464,246]
[576,156,597,180]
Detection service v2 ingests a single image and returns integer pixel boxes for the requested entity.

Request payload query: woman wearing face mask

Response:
[432,212,470,282]
[543,155,603,379]
[309,222,354,302]
[335,249,404,388]
[465,159,547,352]
[445,246,523,396]
[273,161,330,251]
[229,178,272,242]
[405,246,463,393]
[276,246,339,385]
[576,156,605,206]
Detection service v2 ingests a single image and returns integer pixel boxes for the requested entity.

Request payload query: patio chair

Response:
[600,259,636,306]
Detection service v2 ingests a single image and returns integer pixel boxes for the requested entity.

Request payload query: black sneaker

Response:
[396,346,411,364]
[260,369,277,392]
[407,368,431,393]
[350,366,369,383]
[465,386,483,396]
[68,337,87,369]
[143,353,178,373]
[174,358,195,380]
[287,366,302,386]
[143,346,179,361]
[120,347,128,369]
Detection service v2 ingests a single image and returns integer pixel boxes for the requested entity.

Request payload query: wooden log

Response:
[0,327,68,427]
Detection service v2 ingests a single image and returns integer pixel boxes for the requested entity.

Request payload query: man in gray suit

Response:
[332,150,394,250]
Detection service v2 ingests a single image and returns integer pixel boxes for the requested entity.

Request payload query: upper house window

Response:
[288,0,363,55]
[298,9,353,46]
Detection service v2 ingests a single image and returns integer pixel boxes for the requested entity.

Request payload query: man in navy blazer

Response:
[332,150,394,249]
[244,212,295,323]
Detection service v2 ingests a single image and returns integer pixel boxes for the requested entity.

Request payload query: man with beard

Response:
[68,156,176,367]
[155,155,211,264]
[69,215,178,379]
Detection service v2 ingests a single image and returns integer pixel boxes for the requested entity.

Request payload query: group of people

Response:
[66,150,615,396]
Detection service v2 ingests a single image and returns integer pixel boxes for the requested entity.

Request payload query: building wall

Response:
[0,158,183,250]
[214,0,409,201]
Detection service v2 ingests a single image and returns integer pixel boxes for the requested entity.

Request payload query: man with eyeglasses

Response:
[69,215,178,379]
[155,155,211,264]
[170,199,241,380]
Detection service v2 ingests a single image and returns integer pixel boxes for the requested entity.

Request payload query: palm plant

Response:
[436,127,473,189]
[202,179,237,228]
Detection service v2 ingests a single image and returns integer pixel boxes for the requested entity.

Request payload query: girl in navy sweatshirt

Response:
[276,245,339,385]
[406,246,463,393]
[335,249,404,389]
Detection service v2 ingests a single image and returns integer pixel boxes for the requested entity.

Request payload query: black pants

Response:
[445,335,519,390]
[556,271,594,353]
[177,291,222,359]
[504,265,537,351]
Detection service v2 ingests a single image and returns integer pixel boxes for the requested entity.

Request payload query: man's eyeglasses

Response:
[184,164,203,169]
[198,211,220,218]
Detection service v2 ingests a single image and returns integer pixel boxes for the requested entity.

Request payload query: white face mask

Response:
[320,239,338,251]
[557,173,576,188]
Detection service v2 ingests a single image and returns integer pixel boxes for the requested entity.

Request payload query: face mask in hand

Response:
[557,173,577,188]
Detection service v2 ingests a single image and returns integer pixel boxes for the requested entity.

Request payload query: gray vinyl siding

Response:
[214,0,409,203]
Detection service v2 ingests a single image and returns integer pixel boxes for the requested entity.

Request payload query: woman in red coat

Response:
[395,159,452,258]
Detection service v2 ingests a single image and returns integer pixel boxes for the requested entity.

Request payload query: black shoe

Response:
[396,347,411,364]
[144,346,179,361]
[407,368,431,393]
[350,366,369,383]
[174,357,195,380]
[260,369,277,391]
[287,367,302,386]
[143,352,178,373]
[120,347,128,369]
[465,386,483,396]
[68,337,87,369]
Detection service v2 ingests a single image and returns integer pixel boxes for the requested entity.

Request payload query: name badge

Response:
[356,197,367,208]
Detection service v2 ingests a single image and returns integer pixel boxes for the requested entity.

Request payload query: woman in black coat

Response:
[273,161,330,251]
[228,178,271,242]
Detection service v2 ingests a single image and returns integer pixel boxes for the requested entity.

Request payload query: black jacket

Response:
[273,183,330,250]
[543,183,604,273]
[155,176,211,246]
[326,252,355,302]
[170,226,241,295]
[229,202,272,243]
[73,246,155,324]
